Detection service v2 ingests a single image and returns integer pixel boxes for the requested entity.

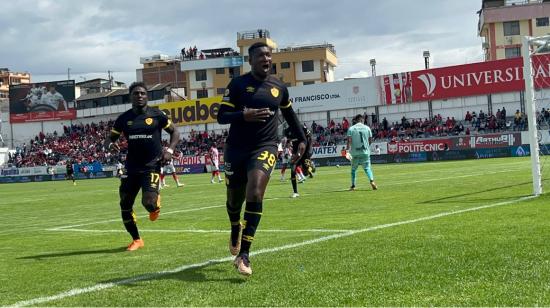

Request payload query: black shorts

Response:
[120,171,161,198]
[224,145,277,188]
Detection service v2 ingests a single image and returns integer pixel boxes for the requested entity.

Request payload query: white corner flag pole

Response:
[521,36,542,196]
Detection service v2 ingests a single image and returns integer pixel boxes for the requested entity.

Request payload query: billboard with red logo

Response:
[453,133,522,149]
[531,54,550,89]
[385,133,522,154]
[410,55,550,102]
[173,155,205,174]
[387,139,452,154]
[9,80,76,123]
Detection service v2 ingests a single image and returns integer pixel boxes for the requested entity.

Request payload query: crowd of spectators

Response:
[5,106,546,168]
[180,46,239,61]
[304,107,535,147]
[5,121,229,168]
[6,121,123,168]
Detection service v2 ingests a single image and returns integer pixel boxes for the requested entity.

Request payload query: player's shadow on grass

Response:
[418,181,532,204]
[162,263,245,284]
[101,260,245,287]
[17,247,127,260]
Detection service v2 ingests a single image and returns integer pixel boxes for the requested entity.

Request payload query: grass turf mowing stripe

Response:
[9,195,535,307]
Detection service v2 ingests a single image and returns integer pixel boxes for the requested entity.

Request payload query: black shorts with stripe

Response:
[223,145,277,188]
[119,171,161,200]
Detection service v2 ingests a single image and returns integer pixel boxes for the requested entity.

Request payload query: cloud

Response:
[2,0,483,85]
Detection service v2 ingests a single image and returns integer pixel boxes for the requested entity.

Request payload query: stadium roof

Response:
[76,83,171,101]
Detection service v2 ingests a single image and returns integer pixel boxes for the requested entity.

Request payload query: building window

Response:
[302,60,314,72]
[197,89,208,98]
[503,21,520,36]
[195,69,207,81]
[303,81,315,85]
[505,47,521,59]
[215,68,225,74]
[281,62,290,69]
[536,17,549,27]
[217,88,225,95]
[284,82,292,87]
[271,64,277,74]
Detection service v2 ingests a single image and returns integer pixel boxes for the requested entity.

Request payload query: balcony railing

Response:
[278,43,336,55]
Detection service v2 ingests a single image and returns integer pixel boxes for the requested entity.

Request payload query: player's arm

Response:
[280,89,306,161]
[105,123,122,153]
[218,80,244,124]
[162,120,180,162]
[217,81,271,123]
[346,136,352,151]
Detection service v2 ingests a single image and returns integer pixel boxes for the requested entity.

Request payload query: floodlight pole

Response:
[521,36,542,196]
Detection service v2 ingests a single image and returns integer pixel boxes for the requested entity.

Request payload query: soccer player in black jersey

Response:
[66,160,76,185]
[105,82,180,251]
[288,126,314,198]
[217,42,306,275]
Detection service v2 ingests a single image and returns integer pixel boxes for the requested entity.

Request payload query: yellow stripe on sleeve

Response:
[111,129,121,135]
[280,101,292,109]
[163,119,172,129]
[221,101,236,108]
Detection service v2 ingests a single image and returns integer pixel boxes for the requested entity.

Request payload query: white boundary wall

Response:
[2,76,550,148]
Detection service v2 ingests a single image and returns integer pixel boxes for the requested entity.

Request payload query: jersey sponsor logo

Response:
[128,134,153,139]
[270,87,279,98]
[127,121,133,126]
[246,86,255,93]
[145,118,153,125]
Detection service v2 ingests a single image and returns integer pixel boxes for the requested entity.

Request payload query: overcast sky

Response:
[1,0,484,85]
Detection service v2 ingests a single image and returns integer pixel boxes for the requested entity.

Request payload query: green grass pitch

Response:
[1,157,549,306]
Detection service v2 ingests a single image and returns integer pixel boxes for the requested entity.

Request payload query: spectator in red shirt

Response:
[342,117,350,132]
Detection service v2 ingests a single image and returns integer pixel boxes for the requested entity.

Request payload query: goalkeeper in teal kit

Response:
[346,114,378,191]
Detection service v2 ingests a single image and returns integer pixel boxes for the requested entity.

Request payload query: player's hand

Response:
[108,142,120,153]
[161,150,173,165]
[243,107,274,122]
[291,141,306,163]
[345,151,353,161]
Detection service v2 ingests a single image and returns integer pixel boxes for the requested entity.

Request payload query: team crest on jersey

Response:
[246,86,255,93]
[271,87,279,98]
[224,88,230,96]
[145,118,153,125]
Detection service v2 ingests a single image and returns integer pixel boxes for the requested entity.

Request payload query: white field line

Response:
[44,168,525,232]
[46,197,281,231]
[49,228,353,234]
[10,195,535,307]
[46,204,226,231]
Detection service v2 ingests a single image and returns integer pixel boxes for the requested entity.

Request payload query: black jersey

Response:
[220,73,291,149]
[289,128,313,159]
[66,163,73,174]
[112,107,170,173]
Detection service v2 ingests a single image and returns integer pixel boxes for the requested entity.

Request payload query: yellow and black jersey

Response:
[112,107,170,173]
[218,73,292,149]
